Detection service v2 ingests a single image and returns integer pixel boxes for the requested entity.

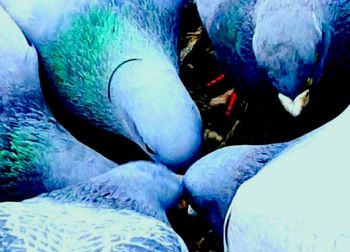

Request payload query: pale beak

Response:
[278,89,310,117]
[187,204,199,217]
[175,174,183,182]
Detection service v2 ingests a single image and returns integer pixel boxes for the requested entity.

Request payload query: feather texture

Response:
[1,0,203,171]
[0,161,188,251]
[0,5,115,201]
[183,139,299,235]
[197,0,349,117]
[224,106,350,252]
[0,201,186,252]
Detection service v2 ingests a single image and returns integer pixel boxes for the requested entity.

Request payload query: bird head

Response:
[94,161,183,212]
[253,1,329,116]
[1,2,203,171]
[108,55,203,172]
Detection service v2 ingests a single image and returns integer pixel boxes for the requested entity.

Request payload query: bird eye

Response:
[306,77,313,87]
[145,144,156,155]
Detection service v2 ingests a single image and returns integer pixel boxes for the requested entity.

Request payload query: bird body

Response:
[0,203,184,252]
[197,0,349,117]
[184,105,349,249]
[225,106,350,251]
[0,5,115,201]
[0,0,203,171]
[0,161,188,251]
[183,140,297,235]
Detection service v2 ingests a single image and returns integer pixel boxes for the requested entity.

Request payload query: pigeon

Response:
[196,0,349,117]
[0,5,115,201]
[0,161,188,252]
[183,139,299,235]
[184,105,349,248]
[0,0,203,171]
[183,104,347,236]
[225,106,349,251]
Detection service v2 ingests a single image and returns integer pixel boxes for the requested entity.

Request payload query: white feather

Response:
[0,198,188,251]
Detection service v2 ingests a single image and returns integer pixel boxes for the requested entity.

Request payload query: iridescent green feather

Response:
[0,118,55,199]
[40,5,145,126]
[39,3,178,129]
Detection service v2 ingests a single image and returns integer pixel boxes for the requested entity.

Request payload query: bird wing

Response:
[0,199,188,252]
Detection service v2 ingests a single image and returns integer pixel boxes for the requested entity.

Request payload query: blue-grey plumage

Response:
[197,0,349,116]
[0,0,203,171]
[184,105,349,247]
[0,6,115,201]
[0,161,188,252]
[224,105,349,252]
[183,137,306,235]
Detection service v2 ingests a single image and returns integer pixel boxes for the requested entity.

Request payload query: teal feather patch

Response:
[40,5,153,127]
[0,112,56,199]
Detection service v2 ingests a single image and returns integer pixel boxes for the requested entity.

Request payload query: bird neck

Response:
[0,103,114,201]
[253,0,330,87]
[0,106,58,200]
[39,3,177,133]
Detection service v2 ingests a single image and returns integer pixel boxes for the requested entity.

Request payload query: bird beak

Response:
[176,174,183,182]
[278,89,310,117]
[187,204,199,217]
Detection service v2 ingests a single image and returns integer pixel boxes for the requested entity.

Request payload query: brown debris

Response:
[209,89,235,107]
[180,27,204,62]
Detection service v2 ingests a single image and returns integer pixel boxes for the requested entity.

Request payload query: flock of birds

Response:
[0,0,349,251]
